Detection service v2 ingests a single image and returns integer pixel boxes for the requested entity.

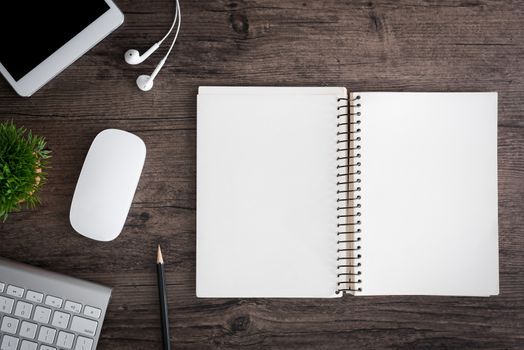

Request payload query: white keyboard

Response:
[0,258,111,350]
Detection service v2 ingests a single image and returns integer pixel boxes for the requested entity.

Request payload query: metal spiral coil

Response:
[335,94,362,295]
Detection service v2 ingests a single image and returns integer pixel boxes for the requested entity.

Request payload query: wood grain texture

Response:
[1,0,523,349]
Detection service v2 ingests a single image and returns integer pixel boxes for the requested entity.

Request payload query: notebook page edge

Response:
[199,86,347,96]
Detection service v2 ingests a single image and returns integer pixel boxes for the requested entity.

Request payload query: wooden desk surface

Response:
[1,1,523,349]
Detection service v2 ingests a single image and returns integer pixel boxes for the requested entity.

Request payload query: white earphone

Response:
[125,42,161,65]
[125,0,181,91]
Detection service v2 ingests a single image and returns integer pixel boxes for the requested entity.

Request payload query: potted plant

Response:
[0,121,51,221]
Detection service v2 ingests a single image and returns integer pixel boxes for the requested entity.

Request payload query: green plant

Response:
[0,121,51,221]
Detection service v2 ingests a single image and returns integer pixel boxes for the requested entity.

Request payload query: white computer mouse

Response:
[70,129,146,241]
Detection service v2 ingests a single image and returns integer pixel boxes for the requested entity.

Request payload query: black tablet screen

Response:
[0,1,110,81]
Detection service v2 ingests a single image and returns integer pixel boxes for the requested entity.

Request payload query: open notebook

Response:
[197,87,499,297]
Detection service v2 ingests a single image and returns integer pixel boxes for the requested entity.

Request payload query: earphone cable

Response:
[158,0,179,44]
[164,0,181,59]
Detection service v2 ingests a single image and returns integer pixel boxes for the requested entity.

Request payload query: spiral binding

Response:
[336,94,362,295]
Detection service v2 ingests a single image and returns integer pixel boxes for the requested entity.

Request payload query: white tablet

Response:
[0,1,124,97]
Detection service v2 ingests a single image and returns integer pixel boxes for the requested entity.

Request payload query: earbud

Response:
[136,75,153,92]
[124,42,160,65]
[136,58,166,92]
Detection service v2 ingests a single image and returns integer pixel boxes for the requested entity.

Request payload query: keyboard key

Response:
[25,291,44,303]
[51,310,70,329]
[74,336,93,350]
[0,296,14,314]
[83,306,101,319]
[33,306,52,324]
[19,340,38,350]
[44,295,63,308]
[0,316,19,334]
[0,282,4,292]
[38,326,57,344]
[64,301,82,313]
[6,285,24,298]
[19,321,38,339]
[14,300,34,319]
[70,316,98,337]
[0,335,19,350]
[40,346,56,350]
[56,331,75,349]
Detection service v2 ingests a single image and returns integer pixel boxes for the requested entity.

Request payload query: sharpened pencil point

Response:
[157,244,164,264]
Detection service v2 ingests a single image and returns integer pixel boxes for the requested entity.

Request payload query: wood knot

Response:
[230,315,250,333]
[369,12,383,33]
[229,13,249,36]
[139,212,150,221]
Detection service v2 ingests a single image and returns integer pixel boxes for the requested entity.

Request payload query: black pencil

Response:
[157,245,171,350]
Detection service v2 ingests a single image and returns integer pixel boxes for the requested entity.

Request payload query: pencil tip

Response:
[157,244,164,264]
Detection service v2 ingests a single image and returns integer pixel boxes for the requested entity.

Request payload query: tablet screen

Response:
[0,1,110,81]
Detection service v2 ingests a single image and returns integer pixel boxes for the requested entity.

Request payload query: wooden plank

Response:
[1,0,523,348]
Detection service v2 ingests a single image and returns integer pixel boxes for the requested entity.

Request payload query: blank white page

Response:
[197,87,346,297]
[356,92,498,296]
